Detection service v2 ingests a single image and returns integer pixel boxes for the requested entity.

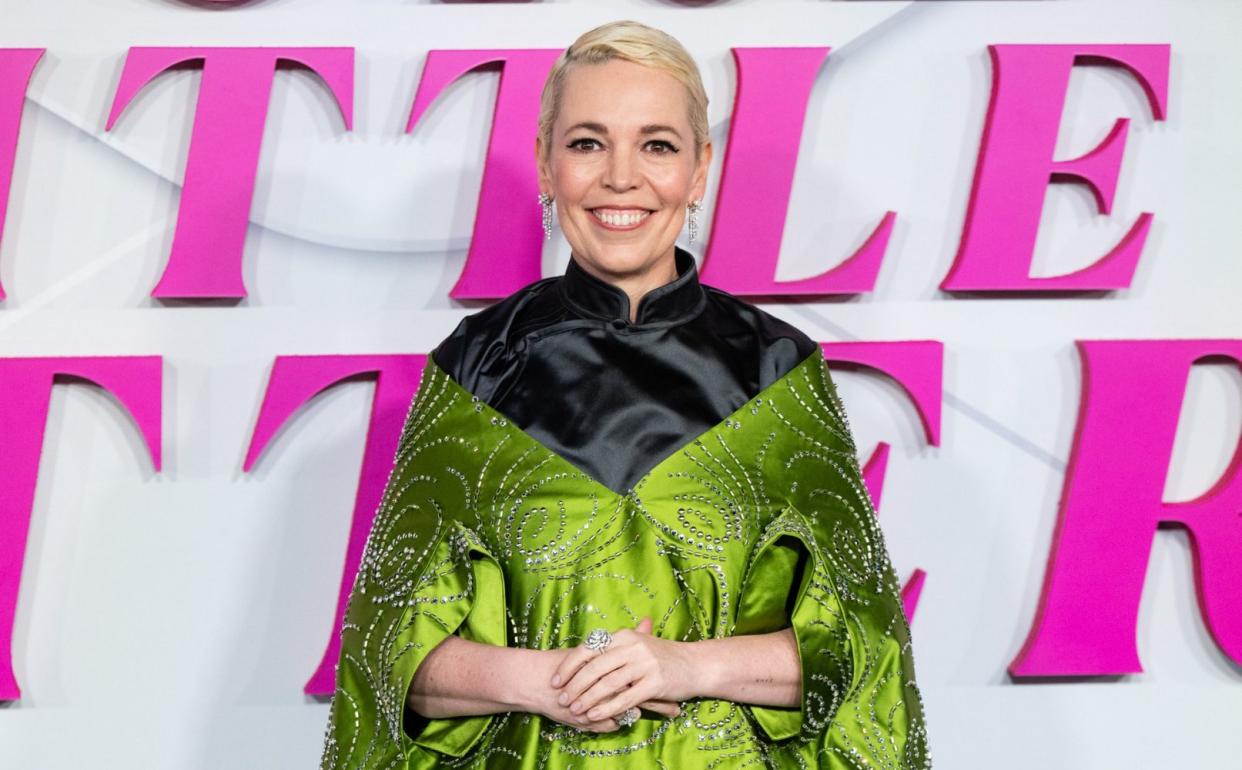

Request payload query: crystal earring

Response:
[538,192,554,240]
[687,199,703,244]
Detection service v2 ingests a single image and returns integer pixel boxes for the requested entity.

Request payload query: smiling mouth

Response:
[589,208,654,228]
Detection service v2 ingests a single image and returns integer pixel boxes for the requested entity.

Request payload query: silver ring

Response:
[615,706,640,728]
[584,628,612,654]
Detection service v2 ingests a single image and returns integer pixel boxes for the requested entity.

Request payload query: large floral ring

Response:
[615,707,640,728]
[584,628,613,654]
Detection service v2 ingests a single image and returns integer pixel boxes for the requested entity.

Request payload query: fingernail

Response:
[558,693,569,705]
[588,709,600,720]
[551,674,561,687]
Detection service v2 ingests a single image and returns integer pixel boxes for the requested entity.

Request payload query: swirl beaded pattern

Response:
[319,349,930,769]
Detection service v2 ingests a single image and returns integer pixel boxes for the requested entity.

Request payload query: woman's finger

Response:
[571,698,679,734]
[571,666,636,717]
[557,647,628,706]
[555,702,619,733]
[587,680,654,724]
[637,699,681,718]
[550,644,594,689]
[552,626,632,690]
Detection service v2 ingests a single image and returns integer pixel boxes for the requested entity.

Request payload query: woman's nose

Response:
[602,145,638,191]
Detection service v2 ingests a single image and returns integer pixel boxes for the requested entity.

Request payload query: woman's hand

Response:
[524,643,679,733]
[549,617,695,726]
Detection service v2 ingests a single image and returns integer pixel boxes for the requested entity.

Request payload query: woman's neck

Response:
[573,248,679,324]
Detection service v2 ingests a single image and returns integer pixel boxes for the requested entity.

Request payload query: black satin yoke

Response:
[431,246,819,495]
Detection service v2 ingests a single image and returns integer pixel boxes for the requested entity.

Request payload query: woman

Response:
[320,20,930,770]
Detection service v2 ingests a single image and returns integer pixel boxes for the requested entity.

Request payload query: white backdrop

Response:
[1,1,1239,768]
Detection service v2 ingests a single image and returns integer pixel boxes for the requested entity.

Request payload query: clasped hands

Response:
[536,616,693,733]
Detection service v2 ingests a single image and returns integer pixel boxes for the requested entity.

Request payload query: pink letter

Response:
[106,47,354,299]
[0,357,162,700]
[406,50,561,300]
[0,49,44,301]
[942,45,1169,292]
[822,341,942,619]
[243,355,425,695]
[699,48,894,297]
[1012,340,1242,677]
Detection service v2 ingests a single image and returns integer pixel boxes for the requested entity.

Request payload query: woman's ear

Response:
[535,136,551,195]
[691,140,713,201]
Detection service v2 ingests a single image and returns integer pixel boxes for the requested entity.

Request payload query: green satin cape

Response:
[318,349,930,769]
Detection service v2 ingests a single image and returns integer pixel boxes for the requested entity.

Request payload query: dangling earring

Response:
[687,199,703,244]
[538,192,554,240]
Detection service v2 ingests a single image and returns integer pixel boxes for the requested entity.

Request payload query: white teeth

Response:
[592,209,650,227]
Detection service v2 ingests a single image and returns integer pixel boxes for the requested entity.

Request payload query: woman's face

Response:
[537,58,712,281]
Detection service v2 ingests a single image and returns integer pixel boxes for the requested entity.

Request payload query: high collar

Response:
[558,246,706,326]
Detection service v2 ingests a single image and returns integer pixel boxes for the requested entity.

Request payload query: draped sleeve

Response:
[731,355,931,769]
[319,361,509,770]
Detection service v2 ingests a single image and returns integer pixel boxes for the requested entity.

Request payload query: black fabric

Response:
[431,246,819,495]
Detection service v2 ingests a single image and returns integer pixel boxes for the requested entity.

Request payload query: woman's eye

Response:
[567,138,679,154]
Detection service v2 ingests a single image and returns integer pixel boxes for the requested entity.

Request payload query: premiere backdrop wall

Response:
[1,1,1239,768]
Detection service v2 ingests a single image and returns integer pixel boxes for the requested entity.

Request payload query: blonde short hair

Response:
[538,20,710,162]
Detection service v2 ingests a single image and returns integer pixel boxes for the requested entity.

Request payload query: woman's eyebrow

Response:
[640,124,683,139]
[565,122,683,139]
[565,121,607,135]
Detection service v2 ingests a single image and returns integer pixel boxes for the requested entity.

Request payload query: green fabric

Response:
[319,349,930,769]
